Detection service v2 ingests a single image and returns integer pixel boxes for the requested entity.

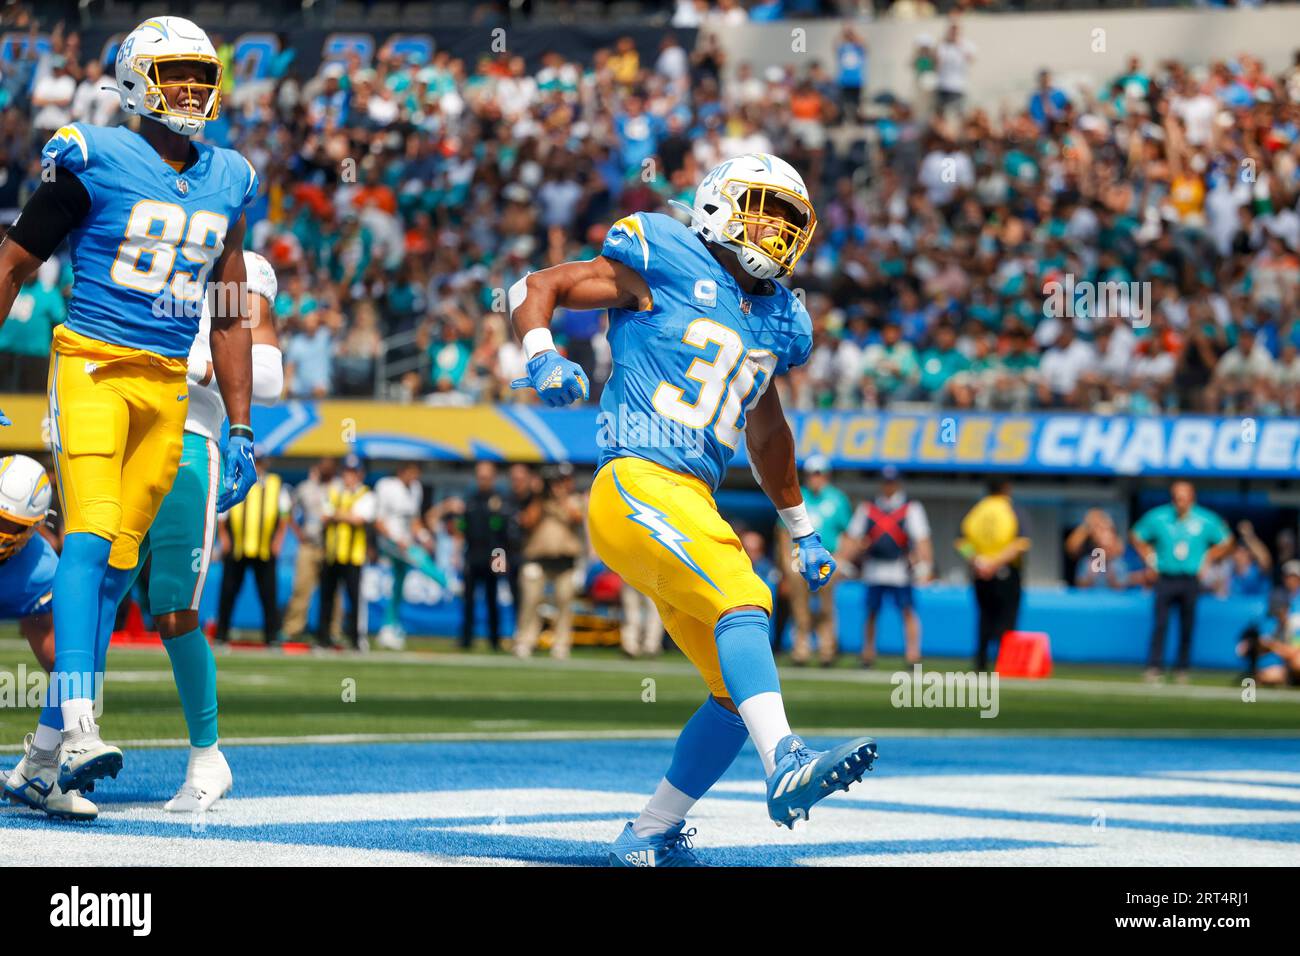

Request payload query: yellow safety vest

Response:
[959,494,1027,560]
[325,484,370,566]
[227,473,283,562]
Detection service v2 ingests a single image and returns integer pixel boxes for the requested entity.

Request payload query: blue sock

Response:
[51,533,112,708]
[37,702,62,732]
[93,565,136,701]
[715,608,794,776]
[163,629,218,747]
[714,609,782,705]
[665,696,749,800]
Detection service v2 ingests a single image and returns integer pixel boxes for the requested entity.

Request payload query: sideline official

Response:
[956,478,1031,671]
[1130,480,1233,683]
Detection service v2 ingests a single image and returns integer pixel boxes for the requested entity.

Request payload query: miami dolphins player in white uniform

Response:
[511,153,878,865]
[3,256,281,819]
[140,248,282,811]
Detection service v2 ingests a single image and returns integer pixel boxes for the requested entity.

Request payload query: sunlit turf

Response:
[0,623,1295,746]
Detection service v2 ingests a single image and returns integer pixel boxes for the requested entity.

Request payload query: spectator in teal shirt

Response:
[0,266,65,391]
[778,455,853,666]
[917,322,969,402]
[1130,481,1234,682]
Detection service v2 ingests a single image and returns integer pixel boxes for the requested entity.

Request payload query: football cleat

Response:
[766,734,878,829]
[608,821,706,867]
[164,746,233,813]
[58,715,123,794]
[4,735,98,820]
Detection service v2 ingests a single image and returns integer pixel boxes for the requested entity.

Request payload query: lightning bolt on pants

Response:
[588,456,772,699]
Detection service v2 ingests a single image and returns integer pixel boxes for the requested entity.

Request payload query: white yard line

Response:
[0,725,1295,754]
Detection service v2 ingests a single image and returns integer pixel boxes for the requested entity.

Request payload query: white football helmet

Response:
[115,16,222,137]
[0,455,51,562]
[686,153,817,280]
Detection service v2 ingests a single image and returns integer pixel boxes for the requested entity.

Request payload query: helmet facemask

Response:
[129,54,223,135]
[716,179,817,278]
[0,513,39,563]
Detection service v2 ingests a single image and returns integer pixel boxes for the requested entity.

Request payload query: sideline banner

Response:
[3,395,1295,477]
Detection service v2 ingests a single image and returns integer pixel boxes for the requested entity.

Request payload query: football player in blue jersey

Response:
[0,455,96,819]
[510,153,878,865]
[0,16,260,801]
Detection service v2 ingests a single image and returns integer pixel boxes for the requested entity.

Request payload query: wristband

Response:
[521,327,555,360]
[778,503,814,539]
[229,424,255,441]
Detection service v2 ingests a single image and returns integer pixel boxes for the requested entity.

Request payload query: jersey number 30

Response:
[111,200,228,302]
[652,319,778,448]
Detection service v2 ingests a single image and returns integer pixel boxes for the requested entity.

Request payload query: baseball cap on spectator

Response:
[342,453,365,472]
[802,454,831,475]
[1284,560,1300,580]
[881,465,901,482]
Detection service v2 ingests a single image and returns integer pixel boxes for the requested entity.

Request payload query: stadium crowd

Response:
[1,9,1300,420]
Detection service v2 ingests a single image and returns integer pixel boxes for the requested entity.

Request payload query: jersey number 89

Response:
[652,319,778,449]
[111,200,228,302]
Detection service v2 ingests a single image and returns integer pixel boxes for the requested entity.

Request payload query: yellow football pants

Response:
[588,456,772,698]
[47,326,189,570]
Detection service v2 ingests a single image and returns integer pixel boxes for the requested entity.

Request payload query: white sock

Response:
[33,723,61,753]
[189,743,220,768]
[738,692,793,776]
[60,698,94,733]
[632,778,696,838]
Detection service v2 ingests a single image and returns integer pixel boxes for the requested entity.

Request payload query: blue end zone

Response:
[2,737,1297,864]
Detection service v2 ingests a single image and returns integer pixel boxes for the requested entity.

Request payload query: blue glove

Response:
[0,407,9,426]
[216,434,258,513]
[793,531,836,592]
[511,350,590,407]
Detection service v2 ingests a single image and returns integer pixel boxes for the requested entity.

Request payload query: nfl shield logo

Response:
[176,178,189,195]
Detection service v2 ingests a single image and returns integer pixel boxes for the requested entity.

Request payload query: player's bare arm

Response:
[0,235,45,328]
[509,256,651,341]
[193,285,280,389]
[745,384,802,511]
[207,214,253,431]
[747,376,837,593]
[510,256,649,406]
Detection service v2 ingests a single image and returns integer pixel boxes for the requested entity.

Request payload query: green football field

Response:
[1,625,1296,747]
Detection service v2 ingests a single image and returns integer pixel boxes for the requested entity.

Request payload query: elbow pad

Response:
[507,273,530,319]
[251,344,284,405]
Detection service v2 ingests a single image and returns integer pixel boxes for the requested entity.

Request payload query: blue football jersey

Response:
[0,532,56,620]
[40,123,259,358]
[596,212,812,491]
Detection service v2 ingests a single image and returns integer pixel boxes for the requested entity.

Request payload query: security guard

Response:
[318,454,377,651]
[956,478,1032,671]
[216,458,291,646]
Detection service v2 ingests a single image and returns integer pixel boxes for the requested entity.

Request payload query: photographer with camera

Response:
[512,462,585,660]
